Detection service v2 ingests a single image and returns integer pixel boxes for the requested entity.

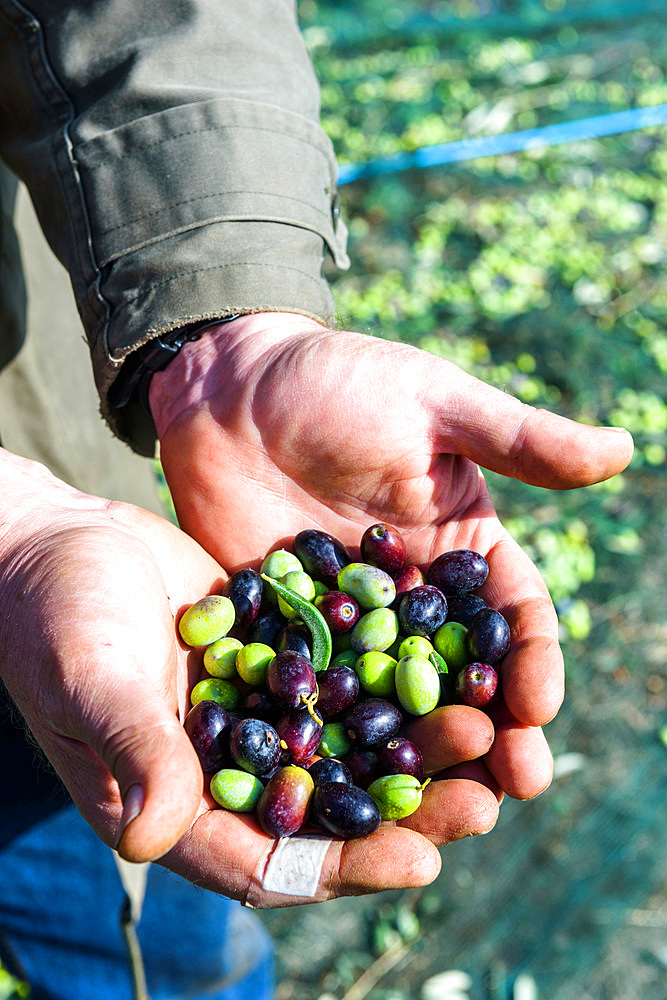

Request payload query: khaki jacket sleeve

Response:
[0,0,349,454]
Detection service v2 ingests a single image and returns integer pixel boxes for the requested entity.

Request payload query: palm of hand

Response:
[0,482,496,904]
[157,324,563,818]
[160,328,497,567]
[152,316,632,898]
[0,495,224,859]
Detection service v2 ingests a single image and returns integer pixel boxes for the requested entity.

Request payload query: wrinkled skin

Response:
[0,451,499,905]
[148,312,632,897]
[0,309,632,909]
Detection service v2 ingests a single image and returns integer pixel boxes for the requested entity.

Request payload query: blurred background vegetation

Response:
[2,3,664,999]
[256,2,667,1000]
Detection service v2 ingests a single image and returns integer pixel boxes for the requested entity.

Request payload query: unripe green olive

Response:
[350,608,399,654]
[433,621,470,671]
[394,654,440,715]
[210,769,264,812]
[190,677,240,711]
[204,636,243,679]
[235,643,275,685]
[260,549,303,579]
[317,721,353,759]
[398,635,434,659]
[367,773,430,820]
[337,563,396,610]
[178,595,235,647]
[330,648,359,670]
[355,650,397,697]
[277,570,316,619]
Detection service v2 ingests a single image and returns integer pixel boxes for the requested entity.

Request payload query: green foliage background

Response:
[3,4,664,1000]
[258,4,667,1000]
[301,0,666,655]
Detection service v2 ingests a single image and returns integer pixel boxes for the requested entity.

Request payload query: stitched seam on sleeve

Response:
[6,0,110,330]
[112,260,326,317]
[81,122,335,165]
[98,189,332,237]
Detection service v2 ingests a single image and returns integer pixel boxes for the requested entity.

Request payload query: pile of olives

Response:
[179,524,510,840]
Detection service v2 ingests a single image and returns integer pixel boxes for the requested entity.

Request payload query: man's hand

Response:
[152,312,634,819]
[0,448,498,905]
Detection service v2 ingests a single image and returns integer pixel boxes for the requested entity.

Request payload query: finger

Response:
[40,675,205,863]
[405,704,495,776]
[160,807,442,907]
[161,772,500,906]
[429,365,633,488]
[437,759,504,803]
[398,776,500,845]
[481,533,564,727]
[484,703,554,800]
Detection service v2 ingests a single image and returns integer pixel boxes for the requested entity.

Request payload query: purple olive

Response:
[360,523,407,574]
[183,700,233,773]
[275,710,323,766]
[445,592,488,627]
[266,650,317,710]
[276,621,313,659]
[391,564,426,610]
[222,568,263,627]
[308,758,353,786]
[256,766,315,838]
[315,664,360,718]
[312,782,381,839]
[469,607,511,664]
[315,590,360,635]
[398,585,448,637]
[377,737,424,781]
[246,609,284,647]
[228,717,282,777]
[455,662,499,709]
[293,529,350,583]
[343,698,403,748]
[428,550,489,594]
[343,749,380,789]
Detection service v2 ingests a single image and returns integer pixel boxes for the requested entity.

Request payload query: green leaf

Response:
[261,574,333,671]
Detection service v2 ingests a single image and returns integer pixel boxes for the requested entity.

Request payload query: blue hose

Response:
[337,103,667,185]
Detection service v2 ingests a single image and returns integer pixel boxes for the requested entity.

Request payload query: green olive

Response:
[394,654,440,715]
[330,648,359,670]
[235,643,275,685]
[210,769,264,812]
[355,650,397,697]
[337,563,396,610]
[260,549,303,579]
[276,570,316,619]
[190,677,240,711]
[350,607,399,654]
[398,635,434,659]
[317,722,353,759]
[433,621,470,671]
[178,595,235,647]
[367,774,430,820]
[203,636,243,679]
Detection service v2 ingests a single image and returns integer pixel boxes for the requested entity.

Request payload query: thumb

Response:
[39,674,204,864]
[433,367,634,488]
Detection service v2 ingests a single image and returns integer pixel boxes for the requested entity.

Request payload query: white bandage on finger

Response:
[244,834,341,908]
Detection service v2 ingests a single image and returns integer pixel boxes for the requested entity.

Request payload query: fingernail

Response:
[114,784,144,851]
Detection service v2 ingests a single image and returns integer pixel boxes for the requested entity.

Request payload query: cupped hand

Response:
[152,312,634,814]
[0,448,496,905]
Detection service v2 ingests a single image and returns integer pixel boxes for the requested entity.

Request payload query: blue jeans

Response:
[0,804,274,1000]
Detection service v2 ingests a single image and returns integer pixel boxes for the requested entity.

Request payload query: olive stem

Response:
[300,692,323,727]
